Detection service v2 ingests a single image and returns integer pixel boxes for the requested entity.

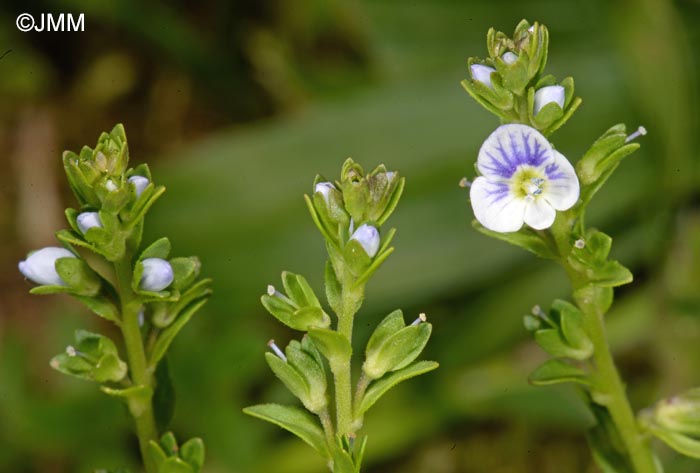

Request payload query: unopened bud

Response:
[18,247,77,286]
[350,224,380,258]
[76,212,103,234]
[128,175,150,198]
[533,85,565,115]
[139,258,174,292]
[470,64,496,89]
[502,52,518,65]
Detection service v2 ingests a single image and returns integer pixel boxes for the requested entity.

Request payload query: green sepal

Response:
[149,298,209,369]
[553,300,593,355]
[261,295,330,331]
[343,238,373,275]
[472,220,557,259]
[568,230,633,288]
[648,429,700,459]
[363,322,432,379]
[123,185,166,231]
[353,229,396,287]
[331,445,356,473]
[376,174,405,226]
[338,159,370,224]
[160,457,194,473]
[534,329,589,360]
[242,404,329,458]
[57,257,102,295]
[180,438,205,473]
[305,194,338,247]
[148,440,168,471]
[282,271,321,308]
[152,278,213,328]
[50,329,127,383]
[529,359,591,386]
[286,340,327,413]
[307,328,351,372]
[365,310,405,356]
[356,361,438,418]
[265,352,311,409]
[160,431,179,454]
[141,237,172,260]
[101,384,154,418]
[170,257,201,291]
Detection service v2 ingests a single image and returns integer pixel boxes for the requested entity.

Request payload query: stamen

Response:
[66,345,97,363]
[66,345,77,357]
[267,284,276,296]
[574,239,585,249]
[531,305,546,318]
[459,177,472,188]
[411,313,427,326]
[266,284,297,307]
[268,339,287,362]
[625,126,647,143]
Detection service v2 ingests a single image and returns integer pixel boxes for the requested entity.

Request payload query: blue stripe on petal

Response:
[477,124,553,180]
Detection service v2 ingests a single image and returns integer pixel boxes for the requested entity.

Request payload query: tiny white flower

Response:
[502,52,518,65]
[533,85,565,115]
[350,224,380,258]
[470,64,496,89]
[105,179,118,192]
[76,212,103,234]
[314,182,335,204]
[139,258,174,292]
[18,247,77,286]
[128,175,150,198]
[470,124,579,232]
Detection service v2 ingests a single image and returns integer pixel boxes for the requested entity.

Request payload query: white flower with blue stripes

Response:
[470,124,579,232]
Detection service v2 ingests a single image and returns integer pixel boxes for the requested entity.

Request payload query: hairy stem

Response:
[115,258,158,473]
[334,282,358,438]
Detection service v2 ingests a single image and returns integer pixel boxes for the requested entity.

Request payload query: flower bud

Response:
[470,64,496,89]
[502,51,518,64]
[350,224,380,258]
[18,247,76,286]
[105,179,118,192]
[533,85,565,115]
[128,175,150,198]
[139,258,174,292]
[314,182,335,204]
[76,212,103,234]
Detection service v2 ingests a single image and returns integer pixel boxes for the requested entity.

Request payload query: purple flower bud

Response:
[314,182,335,204]
[76,212,103,234]
[139,258,174,292]
[470,64,496,89]
[128,175,150,198]
[18,247,76,286]
[533,85,565,115]
[350,224,380,258]
[502,52,518,65]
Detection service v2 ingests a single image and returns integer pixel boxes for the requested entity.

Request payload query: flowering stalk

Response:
[459,20,684,472]
[18,125,211,473]
[244,159,438,472]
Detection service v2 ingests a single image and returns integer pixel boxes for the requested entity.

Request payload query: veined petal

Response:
[543,150,579,211]
[477,124,553,181]
[470,177,526,232]
[523,198,556,230]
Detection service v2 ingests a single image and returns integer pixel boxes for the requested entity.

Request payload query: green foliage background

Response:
[0,0,698,471]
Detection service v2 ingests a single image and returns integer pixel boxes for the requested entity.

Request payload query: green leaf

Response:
[180,438,205,473]
[55,257,101,296]
[586,403,633,473]
[472,220,557,259]
[160,457,194,473]
[101,385,153,418]
[529,359,591,386]
[363,323,432,379]
[147,441,168,471]
[650,429,700,459]
[331,446,356,473]
[307,328,352,372]
[74,295,120,324]
[356,361,438,417]
[243,404,329,458]
[149,299,208,368]
[141,237,172,260]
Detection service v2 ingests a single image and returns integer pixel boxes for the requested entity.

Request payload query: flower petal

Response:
[523,198,556,230]
[543,150,579,211]
[477,124,553,181]
[470,176,526,232]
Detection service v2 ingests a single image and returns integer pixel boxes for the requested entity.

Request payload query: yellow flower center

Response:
[512,166,546,200]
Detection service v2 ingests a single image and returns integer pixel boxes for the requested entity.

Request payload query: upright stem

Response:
[581,301,658,473]
[115,258,158,473]
[334,281,358,437]
[551,218,657,472]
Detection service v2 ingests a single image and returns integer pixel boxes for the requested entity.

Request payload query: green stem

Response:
[334,282,357,438]
[581,301,657,473]
[115,258,158,473]
[551,217,657,472]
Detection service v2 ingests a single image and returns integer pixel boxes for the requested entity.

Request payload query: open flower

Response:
[470,124,579,232]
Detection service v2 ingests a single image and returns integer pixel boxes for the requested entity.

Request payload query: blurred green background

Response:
[1,0,699,471]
